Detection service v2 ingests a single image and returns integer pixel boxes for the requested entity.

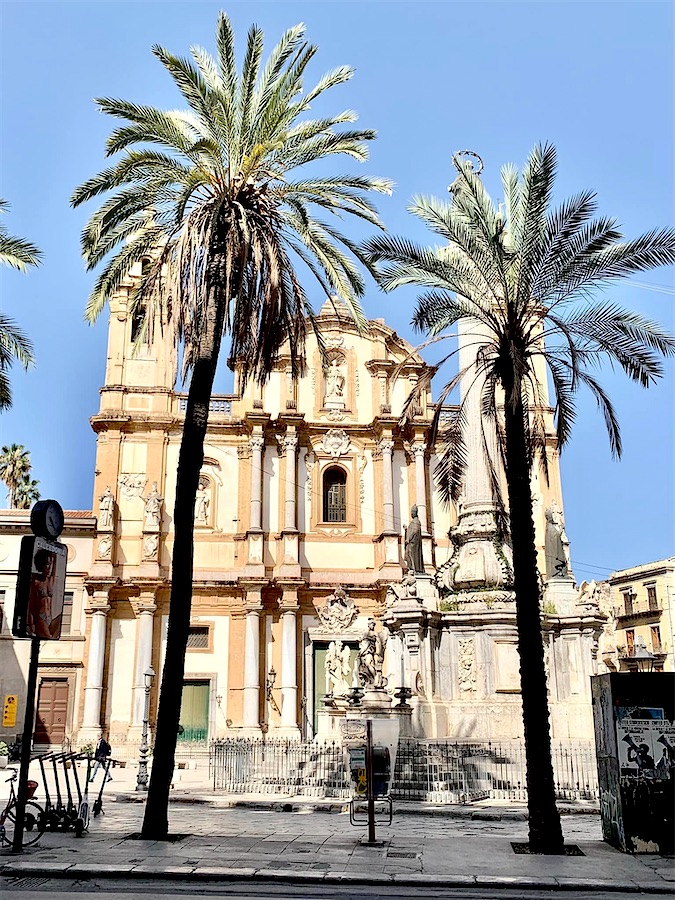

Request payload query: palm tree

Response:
[0,444,32,508]
[72,12,392,838]
[14,477,40,510]
[365,144,675,853]
[0,200,41,410]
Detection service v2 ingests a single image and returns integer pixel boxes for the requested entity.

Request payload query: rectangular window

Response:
[626,629,635,654]
[60,592,73,635]
[647,585,658,611]
[623,592,634,616]
[187,626,210,650]
[651,626,662,654]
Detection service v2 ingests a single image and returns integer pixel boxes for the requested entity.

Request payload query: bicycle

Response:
[0,770,45,848]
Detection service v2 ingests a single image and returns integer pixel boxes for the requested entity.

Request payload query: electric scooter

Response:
[73,753,92,837]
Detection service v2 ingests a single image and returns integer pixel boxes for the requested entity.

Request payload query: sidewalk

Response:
[1,779,673,893]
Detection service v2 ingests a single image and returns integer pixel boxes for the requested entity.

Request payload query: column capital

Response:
[131,598,157,616]
[249,434,266,453]
[85,601,111,616]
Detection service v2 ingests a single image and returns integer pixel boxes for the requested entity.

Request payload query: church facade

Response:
[0,262,607,750]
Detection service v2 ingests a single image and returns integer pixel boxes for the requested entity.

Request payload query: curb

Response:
[0,861,669,893]
[112,792,598,819]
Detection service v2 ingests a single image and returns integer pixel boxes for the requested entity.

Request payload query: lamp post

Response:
[136,665,155,791]
[633,643,655,673]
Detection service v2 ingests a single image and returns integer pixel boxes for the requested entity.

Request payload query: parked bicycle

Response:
[0,770,45,847]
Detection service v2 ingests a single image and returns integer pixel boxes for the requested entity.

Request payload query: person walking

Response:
[89,731,112,783]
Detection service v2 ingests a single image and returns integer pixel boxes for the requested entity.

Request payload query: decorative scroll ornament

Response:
[318,585,357,631]
[142,534,158,561]
[321,429,350,458]
[458,638,477,693]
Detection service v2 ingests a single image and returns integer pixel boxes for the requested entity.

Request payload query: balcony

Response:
[174,394,237,419]
[617,607,662,626]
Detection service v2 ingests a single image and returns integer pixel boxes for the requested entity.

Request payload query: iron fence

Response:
[209,738,598,802]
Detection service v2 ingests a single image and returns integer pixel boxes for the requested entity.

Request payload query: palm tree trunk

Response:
[503,390,565,854]
[141,287,224,839]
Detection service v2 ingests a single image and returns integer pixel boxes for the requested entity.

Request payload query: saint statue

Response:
[324,640,351,697]
[544,500,571,579]
[195,479,210,524]
[357,618,387,689]
[143,482,163,529]
[404,505,424,573]
[99,486,114,530]
[324,358,345,404]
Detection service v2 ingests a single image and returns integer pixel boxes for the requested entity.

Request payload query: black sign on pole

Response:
[11,500,66,853]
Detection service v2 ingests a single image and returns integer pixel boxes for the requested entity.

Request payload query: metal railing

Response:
[209,738,598,802]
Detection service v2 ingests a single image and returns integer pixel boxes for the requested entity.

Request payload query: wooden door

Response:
[34,678,69,745]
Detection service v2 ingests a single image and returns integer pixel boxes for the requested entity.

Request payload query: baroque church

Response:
[0,260,607,750]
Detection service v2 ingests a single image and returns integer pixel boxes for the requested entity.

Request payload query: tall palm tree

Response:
[0,200,41,410]
[365,144,675,853]
[14,477,40,510]
[0,444,32,508]
[72,12,392,838]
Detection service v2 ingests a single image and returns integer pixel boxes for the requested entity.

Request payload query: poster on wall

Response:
[617,717,675,779]
[12,535,68,640]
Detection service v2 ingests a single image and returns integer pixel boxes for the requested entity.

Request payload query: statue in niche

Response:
[98,486,114,530]
[544,500,571,579]
[143,482,163,529]
[195,478,210,525]
[357,618,387,689]
[404,505,424,573]
[324,640,351,697]
[324,357,345,405]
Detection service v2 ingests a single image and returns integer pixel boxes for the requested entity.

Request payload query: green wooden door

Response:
[179,681,210,743]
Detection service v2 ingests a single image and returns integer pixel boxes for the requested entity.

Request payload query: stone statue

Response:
[325,640,351,697]
[99,486,114,530]
[404,505,424,574]
[357,618,387,689]
[324,358,345,404]
[195,479,210,524]
[143,482,163,529]
[544,500,571,579]
[386,573,418,608]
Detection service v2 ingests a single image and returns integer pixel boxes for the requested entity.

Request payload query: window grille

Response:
[323,468,347,522]
[187,626,210,649]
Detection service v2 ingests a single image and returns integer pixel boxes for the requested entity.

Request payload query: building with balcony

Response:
[609,558,674,672]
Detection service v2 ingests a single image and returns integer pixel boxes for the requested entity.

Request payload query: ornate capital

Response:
[283,434,298,455]
[249,434,265,453]
[378,438,395,457]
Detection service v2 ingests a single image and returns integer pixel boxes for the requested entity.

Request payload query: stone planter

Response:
[0,756,8,769]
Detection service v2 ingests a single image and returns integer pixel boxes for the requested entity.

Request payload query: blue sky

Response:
[1,1,673,582]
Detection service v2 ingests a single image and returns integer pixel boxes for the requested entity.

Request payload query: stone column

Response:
[283,431,298,531]
[242,587,263,733]
[412,442,428,532]
[131,593,157,726]
[81,590,111,735]
[379,438,395,532]
[279,591,300,737]
[249,433,265,531]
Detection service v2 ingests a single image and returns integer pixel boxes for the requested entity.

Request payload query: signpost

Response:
[11,500,66,852]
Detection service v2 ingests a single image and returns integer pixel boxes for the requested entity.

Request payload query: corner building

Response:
[77,265,603,748]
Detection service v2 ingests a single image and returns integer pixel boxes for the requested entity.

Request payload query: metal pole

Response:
[12,636,40,852]
[136,681,151,791]
[365,718,375,844]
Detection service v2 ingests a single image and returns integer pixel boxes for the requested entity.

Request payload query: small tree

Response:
[15,477,40,510]
[365,144,675,852]
[0,444,32,508]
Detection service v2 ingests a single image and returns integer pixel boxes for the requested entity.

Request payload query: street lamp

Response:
[633,643,655,673]
[136,665,155,791]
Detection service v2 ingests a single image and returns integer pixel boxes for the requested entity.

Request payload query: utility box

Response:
[592,673,674,854]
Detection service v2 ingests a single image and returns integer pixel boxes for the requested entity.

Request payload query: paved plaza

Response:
[1,788,674,893]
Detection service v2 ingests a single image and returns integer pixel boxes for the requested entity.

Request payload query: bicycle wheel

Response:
[4,800,46,847]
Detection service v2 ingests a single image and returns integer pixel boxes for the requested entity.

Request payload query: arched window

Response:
[323,467,347,522]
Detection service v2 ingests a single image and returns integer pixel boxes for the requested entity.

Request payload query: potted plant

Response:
[0,741,9,768]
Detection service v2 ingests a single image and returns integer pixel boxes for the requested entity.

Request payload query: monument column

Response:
[242,585,264,733]
[131,592,157,727]
[81,589,111,737]
[278,588,300,738]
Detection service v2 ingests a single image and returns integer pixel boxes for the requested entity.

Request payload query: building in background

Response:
[609,558,674,673]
